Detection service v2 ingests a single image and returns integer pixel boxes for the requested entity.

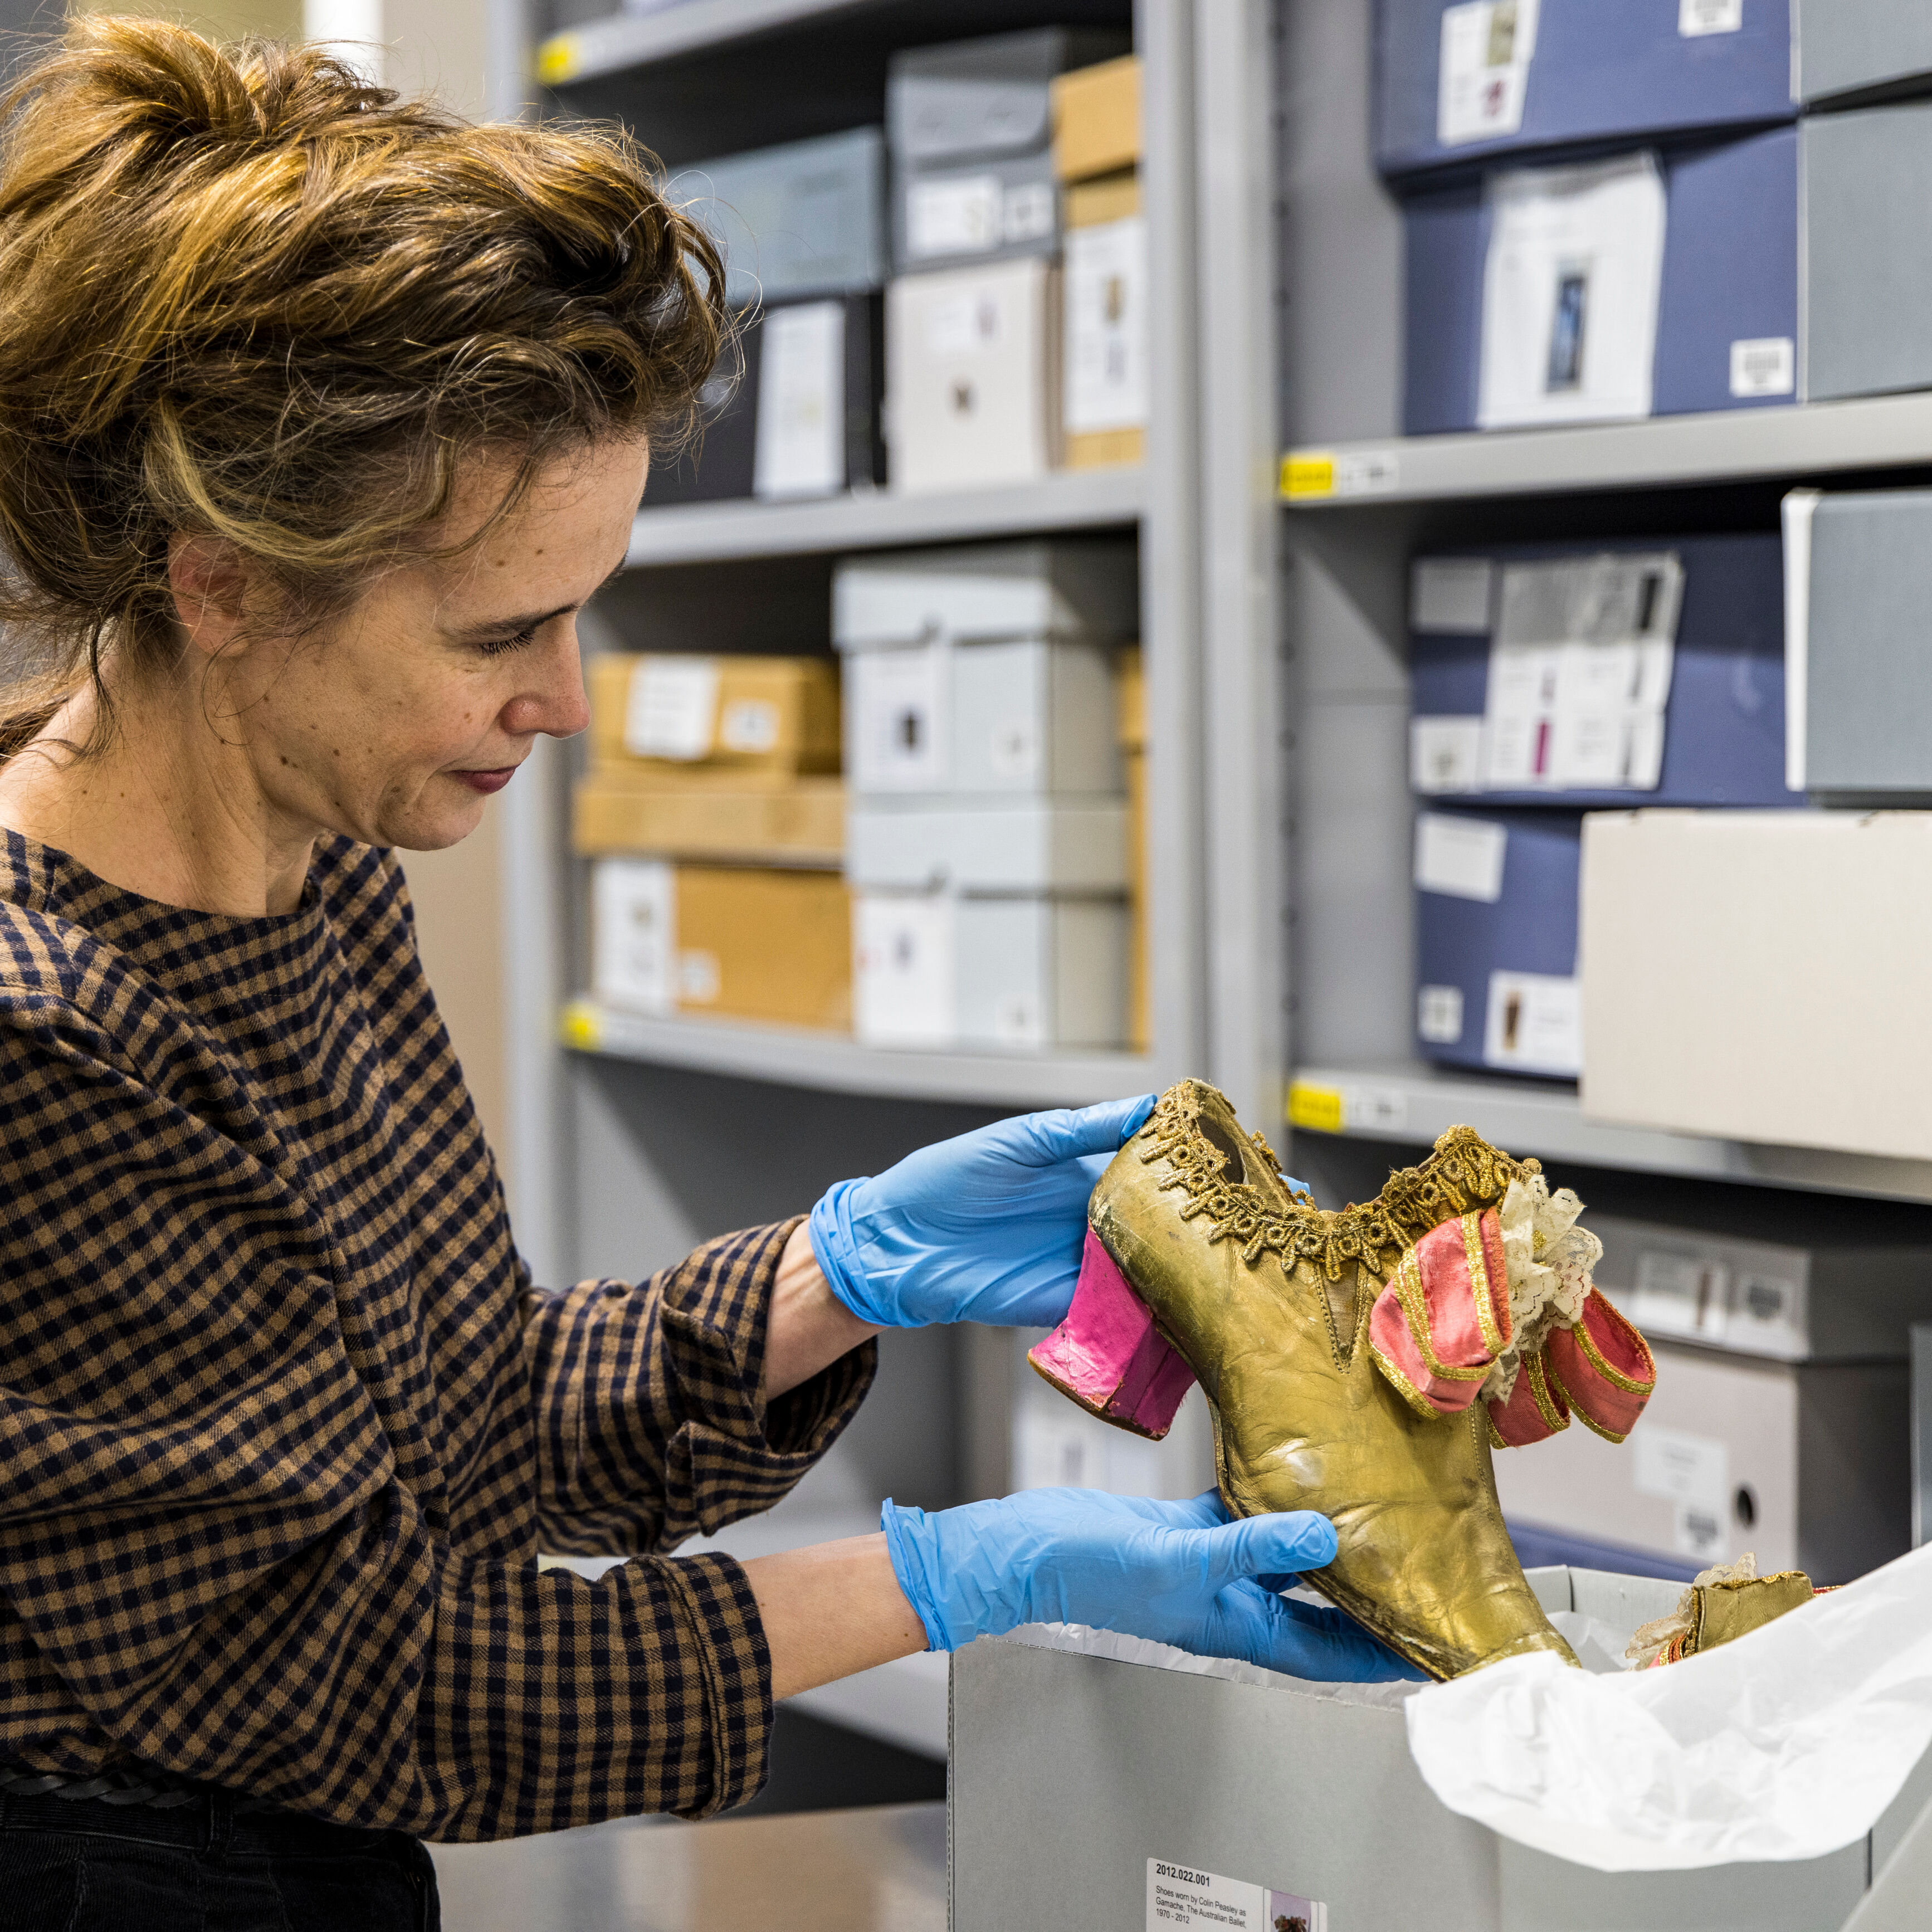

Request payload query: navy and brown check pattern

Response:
[0,828,874,1841]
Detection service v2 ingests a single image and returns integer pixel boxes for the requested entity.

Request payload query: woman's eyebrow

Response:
[456,562,628,637]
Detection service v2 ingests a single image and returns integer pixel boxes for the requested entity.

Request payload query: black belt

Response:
[0,1759,282,1814]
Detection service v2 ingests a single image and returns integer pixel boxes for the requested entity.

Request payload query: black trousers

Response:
[0,1784,440,1931]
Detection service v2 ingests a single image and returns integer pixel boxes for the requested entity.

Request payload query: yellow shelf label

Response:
[535,33,582,85]
[560,999,603,1051]
[1280,450,1336,500]
[1286,1081,1345,1134]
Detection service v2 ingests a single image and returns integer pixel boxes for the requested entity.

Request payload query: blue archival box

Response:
[1374,0,1794,182]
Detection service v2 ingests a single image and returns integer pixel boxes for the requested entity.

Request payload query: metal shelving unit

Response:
[623,467,1143,567]
[1261,0,1932,1211]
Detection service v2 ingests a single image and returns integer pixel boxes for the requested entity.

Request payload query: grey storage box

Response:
[1494,1341,1910,1582]
[833,539,1138,651]
[1789,487,1932,801]
[1794,0,1932,107]
[952,1565,1929,1931]
[887,27,1127,274]
[1590,1204,1932,1364]
[667,126,885,306]
[852,887,1125,1050]
[846,799,1128,892]
[1804,102,1932,403]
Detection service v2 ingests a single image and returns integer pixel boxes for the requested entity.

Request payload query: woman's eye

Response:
[477,625,540,658]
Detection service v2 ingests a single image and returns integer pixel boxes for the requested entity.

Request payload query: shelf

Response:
[624,469,1144,569]
[1287,1062,1932,1205]
[1279,393,1932,510]
[538,1,875,85]
[564,999,1155,1108]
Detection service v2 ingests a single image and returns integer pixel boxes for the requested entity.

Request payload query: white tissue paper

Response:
[1407,1540,1932,1871]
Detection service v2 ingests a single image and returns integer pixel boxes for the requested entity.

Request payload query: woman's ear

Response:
[167,533,252,659]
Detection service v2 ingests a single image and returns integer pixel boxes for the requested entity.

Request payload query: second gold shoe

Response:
[1028,1080,1656,1681]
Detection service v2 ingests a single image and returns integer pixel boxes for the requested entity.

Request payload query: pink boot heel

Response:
[1028,1231,1197,1440]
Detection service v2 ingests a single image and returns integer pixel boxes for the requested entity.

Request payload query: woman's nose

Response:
[502,635,591,740]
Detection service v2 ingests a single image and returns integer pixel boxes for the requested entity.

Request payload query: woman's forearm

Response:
[741,1533,929,1698]
[762,1219,878,1400]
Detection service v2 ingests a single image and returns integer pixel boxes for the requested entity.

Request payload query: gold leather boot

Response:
[1036,1080,1592,1681]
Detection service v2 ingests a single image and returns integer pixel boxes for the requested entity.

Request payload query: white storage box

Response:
[1579,810,1932,1162]
[886,257,1061,492]
[853,889,1125,1050]
[842,636,1121,797]
[1494,1339,1909,1582]
[847,799,1126,892]
[951,1563,1928,1931]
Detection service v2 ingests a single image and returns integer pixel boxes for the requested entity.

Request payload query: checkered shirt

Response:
[0,829,875,1840]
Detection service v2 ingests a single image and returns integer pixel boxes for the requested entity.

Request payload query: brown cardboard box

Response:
[592,857,851,1032]
[588,653,840,775]
[572,770,845,866]
[1052,54,1141,183]
[1119,646,1149,1053]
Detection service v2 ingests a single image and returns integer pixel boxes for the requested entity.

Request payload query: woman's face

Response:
[194,436,647,854]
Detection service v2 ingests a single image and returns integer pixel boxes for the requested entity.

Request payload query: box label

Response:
[909,174,1002,258]
[1633,1423,1731,1563]
[1419,983,1466,1045]
[1003,180,1056,246]
[1438,0,1539,147]
[1680,0,1741,33]
[852,648,947,791]
[625,657,719,761]
[592,858,676,1015]
[719,698,781,754]
[1483,970,1582,1075]
[1411,716,1485,794]
[754,299,845,501]
[1482,553,1681,792]
[1415,812,1507,902]
[1065,215,1149,435]
[1146,1860,1326,1931]
[853,894,956,1047]
[1730,335,1794,398]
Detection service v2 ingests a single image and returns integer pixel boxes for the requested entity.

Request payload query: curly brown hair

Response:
[0,14,729,756]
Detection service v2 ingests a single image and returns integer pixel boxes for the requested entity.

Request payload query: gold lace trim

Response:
[1138,1083,1536,1281]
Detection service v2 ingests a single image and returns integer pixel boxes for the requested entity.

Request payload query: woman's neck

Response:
[0,677,317,916]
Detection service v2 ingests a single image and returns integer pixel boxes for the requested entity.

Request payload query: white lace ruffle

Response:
[1479,1173,1603,1403]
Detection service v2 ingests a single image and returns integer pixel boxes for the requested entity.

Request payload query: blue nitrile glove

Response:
[808,1094,1156,1329]
[880,1487,1424,1683]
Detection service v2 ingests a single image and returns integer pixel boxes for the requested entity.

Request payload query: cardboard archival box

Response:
[591,858,849,1032]
[587,653,840,777]
[572,772,845,867]
[1051,53,1141,184]
[1579,810,1932,1163]
[950,1563,1931,1931]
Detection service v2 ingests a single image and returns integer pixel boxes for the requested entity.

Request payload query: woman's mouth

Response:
[451,766,518,795]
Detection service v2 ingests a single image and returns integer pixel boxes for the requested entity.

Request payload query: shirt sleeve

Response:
[0,998,869,1840]
[518,1219,877,1558]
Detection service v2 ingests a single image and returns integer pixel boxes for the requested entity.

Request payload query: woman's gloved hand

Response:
[881,1487,1423,1684]
[808,1094,1155,1329]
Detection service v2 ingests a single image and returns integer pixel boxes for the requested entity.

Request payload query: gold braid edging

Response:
[1137,1083,1538,1281]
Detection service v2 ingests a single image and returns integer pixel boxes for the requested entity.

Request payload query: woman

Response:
[0,20,1398,1928]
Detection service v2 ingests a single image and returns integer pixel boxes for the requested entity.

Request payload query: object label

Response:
[1679,0,1741,33]
[625,657,718,761]
[1415,812,1507,902]
[1483,970,1582,1075]
[1730,335,1794,398]
[1633,1423,1731,1562]
[1147,1860,1327,1931]
[1439,0,1539,147]
[909,174,1002,257]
